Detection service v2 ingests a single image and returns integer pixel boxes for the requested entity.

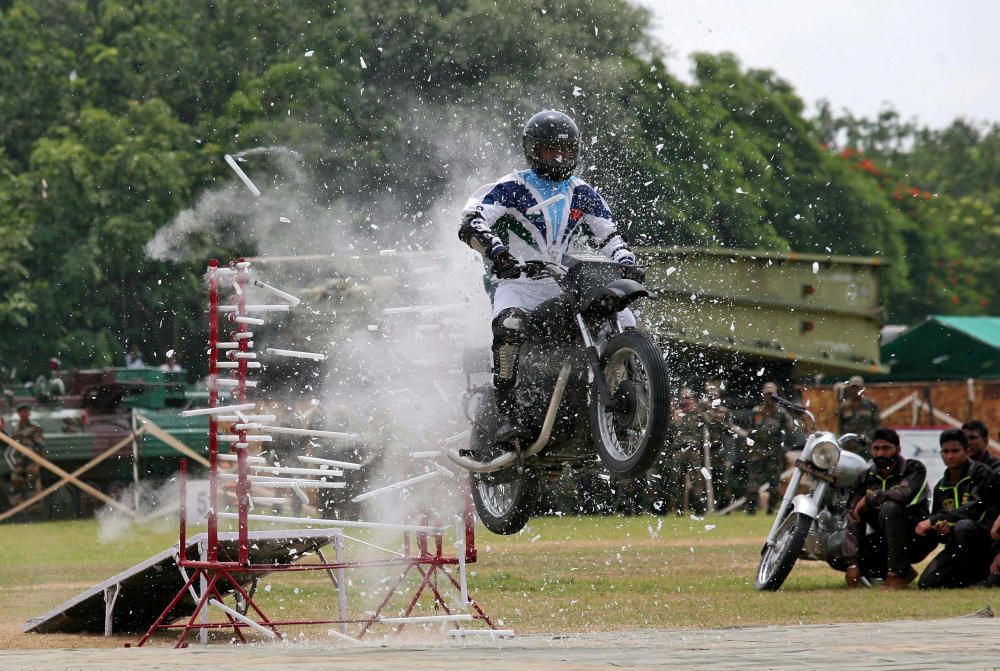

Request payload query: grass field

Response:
[1,513,995,648]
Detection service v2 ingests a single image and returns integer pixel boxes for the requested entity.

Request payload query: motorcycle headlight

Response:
[810,440,840,470]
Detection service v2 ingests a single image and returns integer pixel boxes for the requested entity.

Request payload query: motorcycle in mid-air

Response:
[755,395,869,591]
[448,254,671,534]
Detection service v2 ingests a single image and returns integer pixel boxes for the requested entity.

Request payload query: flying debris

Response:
[223,154,261,197]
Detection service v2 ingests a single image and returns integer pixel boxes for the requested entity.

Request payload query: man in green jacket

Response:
[843,427,935,590]
[915,429,992,588]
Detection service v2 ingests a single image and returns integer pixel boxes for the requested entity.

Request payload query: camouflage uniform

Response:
[702,400,734,509]
[838,398,880,434]
[667,405,708,514]
[4,417,44,512]
[745,403,792,514]
[838,397,880,450]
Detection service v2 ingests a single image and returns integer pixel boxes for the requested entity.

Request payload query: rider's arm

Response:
[459,210,505,260]
[575,184,636,266]
[459,178,520,260]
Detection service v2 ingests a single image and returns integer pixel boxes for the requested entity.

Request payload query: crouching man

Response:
[914,429,992,588]
[842,428,935,589]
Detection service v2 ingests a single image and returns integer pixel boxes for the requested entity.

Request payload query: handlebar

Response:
[520,260,565,280]
[771,394,806,415]
[838,432,870,449]
[771,394,816,433]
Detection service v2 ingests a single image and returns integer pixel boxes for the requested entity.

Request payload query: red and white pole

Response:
[464,476,477,563]
[207,260,219,562]
[179,458,188,554]
[235,259,251,566]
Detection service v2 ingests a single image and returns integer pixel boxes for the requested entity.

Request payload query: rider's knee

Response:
[492,308,526,344]
[492,308,527,388]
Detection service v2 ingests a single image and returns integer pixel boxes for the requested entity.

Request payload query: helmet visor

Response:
[525,137,580,179]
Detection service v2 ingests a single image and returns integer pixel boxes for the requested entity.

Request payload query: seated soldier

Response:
[921,456,1000,588]
[915,429,992,588]
[843,428,935,589]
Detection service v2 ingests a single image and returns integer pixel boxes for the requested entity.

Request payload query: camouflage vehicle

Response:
[1,368,209,520]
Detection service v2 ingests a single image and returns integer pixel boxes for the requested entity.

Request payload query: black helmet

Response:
[522,110,580,181]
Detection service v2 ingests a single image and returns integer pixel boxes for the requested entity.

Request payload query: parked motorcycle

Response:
[755,396,869,591]
[448,254,671,534]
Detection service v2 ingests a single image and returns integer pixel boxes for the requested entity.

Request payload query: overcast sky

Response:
[636,0,999,129]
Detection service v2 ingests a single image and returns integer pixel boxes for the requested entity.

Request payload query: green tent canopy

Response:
[881,316,1000,381]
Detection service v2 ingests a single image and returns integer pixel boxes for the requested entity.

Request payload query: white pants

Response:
[491,279,636,327]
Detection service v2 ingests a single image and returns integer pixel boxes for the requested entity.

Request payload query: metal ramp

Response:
[23,528,342,635]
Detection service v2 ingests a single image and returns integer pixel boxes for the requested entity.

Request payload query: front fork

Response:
[576,313,617,409]
[764,470,829,547]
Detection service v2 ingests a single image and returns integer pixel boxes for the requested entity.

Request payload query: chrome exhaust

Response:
[448,362,572,473]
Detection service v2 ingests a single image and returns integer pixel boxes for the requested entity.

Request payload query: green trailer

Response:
[1,367,209,520]
[637,246,888,390]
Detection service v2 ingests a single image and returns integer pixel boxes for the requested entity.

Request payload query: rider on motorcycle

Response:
[459,109,642,445]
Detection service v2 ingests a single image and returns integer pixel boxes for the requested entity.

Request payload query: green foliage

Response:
[609,53,916,311]
[0,0,992,377]
[816,106,1000,318]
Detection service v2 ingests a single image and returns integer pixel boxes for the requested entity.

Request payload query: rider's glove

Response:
[620,264,646,284]
[491,248,523,279]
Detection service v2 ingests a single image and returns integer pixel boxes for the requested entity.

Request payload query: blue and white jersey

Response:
[461,170,636,279]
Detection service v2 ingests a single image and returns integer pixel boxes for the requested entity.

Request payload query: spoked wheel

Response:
[755,511,813,591]
[590,330,670,477]
[467,394,537,535]
[471,473,537,535]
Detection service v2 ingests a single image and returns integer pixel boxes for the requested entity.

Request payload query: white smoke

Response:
[143,105,519,551]
[96,475,191,543]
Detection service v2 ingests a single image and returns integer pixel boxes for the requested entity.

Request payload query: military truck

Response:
[0,368,209,520]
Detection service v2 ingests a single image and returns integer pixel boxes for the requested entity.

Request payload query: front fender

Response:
[581,279,654,313]
[790,493,819,519]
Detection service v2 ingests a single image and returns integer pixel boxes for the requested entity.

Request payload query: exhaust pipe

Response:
[448,362,572,473]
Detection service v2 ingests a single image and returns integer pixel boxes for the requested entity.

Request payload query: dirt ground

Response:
[2,617,999,670]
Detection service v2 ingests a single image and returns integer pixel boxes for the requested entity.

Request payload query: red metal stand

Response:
[136,258,499,647]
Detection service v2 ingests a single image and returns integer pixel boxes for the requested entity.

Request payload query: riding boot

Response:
[492,307,528,448]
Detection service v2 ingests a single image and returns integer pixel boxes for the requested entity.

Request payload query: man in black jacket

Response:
[843,428,934,589]
[915,451,1000,588]
[963,420,1000,472]
[915,429,993,588]
[989,511,1000,588]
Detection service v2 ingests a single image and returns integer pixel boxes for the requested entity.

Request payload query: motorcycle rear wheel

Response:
[755,511,813,591]
[590,329,670,477]
[466,396,537,535]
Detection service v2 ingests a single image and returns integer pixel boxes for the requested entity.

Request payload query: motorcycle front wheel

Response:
[590,329,670,477]
[471,473,537,535]
[755,511,813,591]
